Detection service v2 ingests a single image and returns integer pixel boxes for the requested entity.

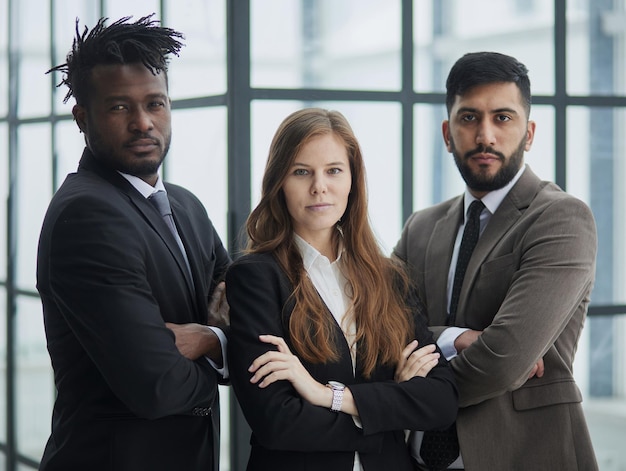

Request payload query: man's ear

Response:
[72,104,87,134]
[524,120,536,151]
[442,120,452,152]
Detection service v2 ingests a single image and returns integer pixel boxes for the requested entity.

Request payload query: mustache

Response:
[464,145,506,161]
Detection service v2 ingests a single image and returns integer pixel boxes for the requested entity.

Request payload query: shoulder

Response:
[531,182,595,225]
[226,252,293,297]
[227,252,280,276]
[402,196,459,231]
[43,174,131,230]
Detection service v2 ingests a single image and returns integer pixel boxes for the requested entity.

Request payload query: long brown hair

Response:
[246,108,413,377]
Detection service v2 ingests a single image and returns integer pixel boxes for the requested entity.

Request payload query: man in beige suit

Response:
[394,52,599,470]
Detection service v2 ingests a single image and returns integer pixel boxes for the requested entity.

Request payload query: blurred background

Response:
[1,0,625,470]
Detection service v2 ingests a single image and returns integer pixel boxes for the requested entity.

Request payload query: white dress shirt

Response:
[294,234,362,471]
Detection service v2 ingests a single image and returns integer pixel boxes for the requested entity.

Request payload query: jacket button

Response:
[192,407,212,416]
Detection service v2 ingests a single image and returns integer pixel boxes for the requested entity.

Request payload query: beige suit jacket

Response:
[394,166,599,470]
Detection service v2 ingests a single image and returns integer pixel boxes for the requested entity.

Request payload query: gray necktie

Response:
[148,190,192,277]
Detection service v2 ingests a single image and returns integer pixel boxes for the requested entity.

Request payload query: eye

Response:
[293,168,308,176]
[149,101,166,109]
[110,104,127,111]
[328,167,342,175]
[496,114,511,122]
[461,114,476,122]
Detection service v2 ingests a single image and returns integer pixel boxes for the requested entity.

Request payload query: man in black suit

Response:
[36,15,230,470]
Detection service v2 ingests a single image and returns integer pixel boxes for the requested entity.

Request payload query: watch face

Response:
[328,380,345,390]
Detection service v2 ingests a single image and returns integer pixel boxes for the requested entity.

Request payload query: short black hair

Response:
[445,52,531,117]
[48,14,184,104]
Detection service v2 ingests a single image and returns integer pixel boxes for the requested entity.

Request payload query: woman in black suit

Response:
[226,108,457,470]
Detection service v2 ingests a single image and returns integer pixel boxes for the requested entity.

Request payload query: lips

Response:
[471,154,500,163]
[126,138,159,153]
[306,203,332,211]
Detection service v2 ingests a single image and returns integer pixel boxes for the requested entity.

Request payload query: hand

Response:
[248,335,329,407]
[165,322,222,364]
[207,281,229,328]
[394,340,440,382]
[527,357,545,379]
[453,329,482,353]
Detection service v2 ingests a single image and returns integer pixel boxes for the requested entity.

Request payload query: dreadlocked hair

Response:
[47,14,184,104]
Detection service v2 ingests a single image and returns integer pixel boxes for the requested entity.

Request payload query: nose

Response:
[476,121,496,147]
[310,174,327,195]
[129,107,154,133]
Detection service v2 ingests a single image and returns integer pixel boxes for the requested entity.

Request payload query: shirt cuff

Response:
[437,326,470,361]
[205,326,229,379]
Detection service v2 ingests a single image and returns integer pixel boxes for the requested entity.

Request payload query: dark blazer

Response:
[394,166,598,470]
[36,148,231,471]
[226,252,458,471]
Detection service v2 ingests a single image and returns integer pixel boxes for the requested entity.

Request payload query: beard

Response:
[86,126,171,178]
[451,135,526,192]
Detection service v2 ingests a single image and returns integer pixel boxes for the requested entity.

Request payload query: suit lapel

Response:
[168,195,204,313]
[455,167,542,325]
[425,197,463,324]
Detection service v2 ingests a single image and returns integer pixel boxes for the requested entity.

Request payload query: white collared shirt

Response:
[294,234,361,471]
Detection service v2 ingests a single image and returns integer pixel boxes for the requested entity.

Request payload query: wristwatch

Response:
[326,381,345,412]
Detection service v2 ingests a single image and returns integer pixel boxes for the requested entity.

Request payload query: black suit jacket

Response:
[36,149,231,471]
[226,253,457,471]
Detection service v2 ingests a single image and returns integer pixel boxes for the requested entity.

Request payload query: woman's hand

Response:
[394,340,440,382]
[249,335,331,407]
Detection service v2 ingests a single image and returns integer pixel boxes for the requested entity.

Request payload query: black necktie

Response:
[148,190,192,277]
[448,199,484,326]
[419,200,484,471]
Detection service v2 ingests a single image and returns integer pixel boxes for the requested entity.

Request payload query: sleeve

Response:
[47,196,219,419]
[205,326,229,378]
[349,292,458,435]
[451,197,597,407]
[226,257,383,453]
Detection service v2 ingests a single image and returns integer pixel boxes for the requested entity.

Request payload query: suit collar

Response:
[465,164,526,217]
[425,197,464,325]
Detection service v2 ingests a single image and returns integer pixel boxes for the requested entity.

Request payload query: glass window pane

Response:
[0,289,6,444]
[52,1,100,116]
[414,0,555,95]
[568,107,626,306]
[55,120,85,190]
[0,123,7,279]
[18,0,51,118]
[579,313,626,470]
[413,103,463,208]
[252,101,402,253]
[16,295,54,461]
[0,0,7,117]
[251,0,401,91]
[168,107,228,242]
[105,0,160,22]
[17,124,53,291]
[567,0,626,96]
[165,0,227,98]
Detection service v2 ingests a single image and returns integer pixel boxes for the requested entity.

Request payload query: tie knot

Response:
[148,190,172,217]
[467,199,485,220]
